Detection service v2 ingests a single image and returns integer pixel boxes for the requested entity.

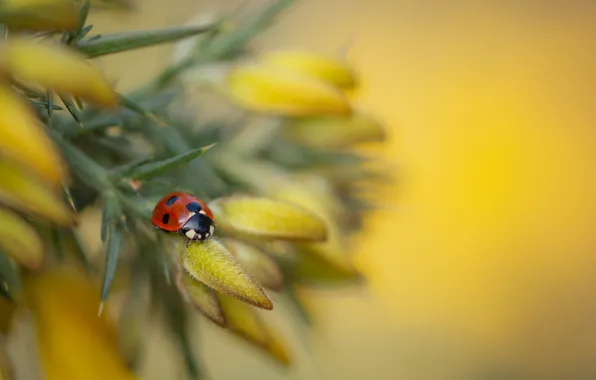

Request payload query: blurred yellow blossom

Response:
[0,38,118,107]
[259,49,357,90]
[0,84,66,186]
[0,207,43,269]
[225,63,351,116]
[284,113,386,149]
[0,0,78,31]
[23,267,136,380]
[0,159,75,226]
[208,195,328,241]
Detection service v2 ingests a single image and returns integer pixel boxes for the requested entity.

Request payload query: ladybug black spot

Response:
[162,213,170,224]
[166,195,179,206]
[185,202,202,213]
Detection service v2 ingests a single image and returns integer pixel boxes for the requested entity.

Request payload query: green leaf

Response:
[77,24,216,58]
[100,220,123,309]
[51,130,113,189]
[99,192,123,307]
[75,0,91,39]
[77,24,93,42]
[100,192,121,243]
[181,239,273,310]
[124,143,216,180]
[60,91,177,138]
[118,93,166,126]
[58,93,83,127]
[45,91,54,117]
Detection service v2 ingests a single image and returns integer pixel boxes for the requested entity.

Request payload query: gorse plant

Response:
[0,0,388,378]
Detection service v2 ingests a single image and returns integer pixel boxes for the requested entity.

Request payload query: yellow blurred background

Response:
[21,1,596,379]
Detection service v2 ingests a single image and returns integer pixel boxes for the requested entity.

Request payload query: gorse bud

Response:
[259,49,358,90]
[225,63,352,116]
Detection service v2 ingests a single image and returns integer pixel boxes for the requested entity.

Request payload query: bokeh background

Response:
[19,1,596,379]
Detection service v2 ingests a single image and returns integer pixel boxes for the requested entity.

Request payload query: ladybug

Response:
[151,191,215,241]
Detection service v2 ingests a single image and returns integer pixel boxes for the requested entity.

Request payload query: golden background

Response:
[33,1,596,379]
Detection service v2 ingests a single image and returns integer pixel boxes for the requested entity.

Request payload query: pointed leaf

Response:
[100,223,122,306]
[58,93,84,127]
[118,93,166,126]
[0,0,78,31]
[76,24,215,58]
[73,0,91,41]
[45,91,54,117]
[181,239,272,310]
[0,159,75,226]
[0,207,43,270]
[125,144,216,180]
[177,270,225,326]
[100,195,123,306]
[223,239,284,291]
[61,91,178,137]
[208,196,327,242]
[0,84,66,186]
[219,294,292,366]
[1,38,118,107]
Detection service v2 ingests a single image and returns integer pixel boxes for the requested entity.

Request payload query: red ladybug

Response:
[151,191,215,241]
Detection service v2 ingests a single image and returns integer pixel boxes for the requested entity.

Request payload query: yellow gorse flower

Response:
[0,0,78,31]
[23,267,137,380]
[225,63,352,116]
[259,49,358,90]
[0,27,117,269]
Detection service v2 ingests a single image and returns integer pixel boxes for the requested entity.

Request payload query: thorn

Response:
[97,301,105,317]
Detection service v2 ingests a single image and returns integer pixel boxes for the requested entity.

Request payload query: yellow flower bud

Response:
[181,239,273,310]
[177,269,226,326]
[0,84,66,186]
[223,238,284,291]
[0,207,43,269]
[285,113,386,149]
[259,49,357,90]
[209,195,328,242]
[23,267,137,380]
[0,38,118,107]
[225,63,351,116]
[267,176,359,278]
[0,159,75,226]
[0,0,78,31]
[219,294,292,366]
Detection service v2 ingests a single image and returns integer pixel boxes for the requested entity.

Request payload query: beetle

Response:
[151,191,215,242]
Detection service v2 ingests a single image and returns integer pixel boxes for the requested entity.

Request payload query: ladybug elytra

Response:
[151,191,215,241]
